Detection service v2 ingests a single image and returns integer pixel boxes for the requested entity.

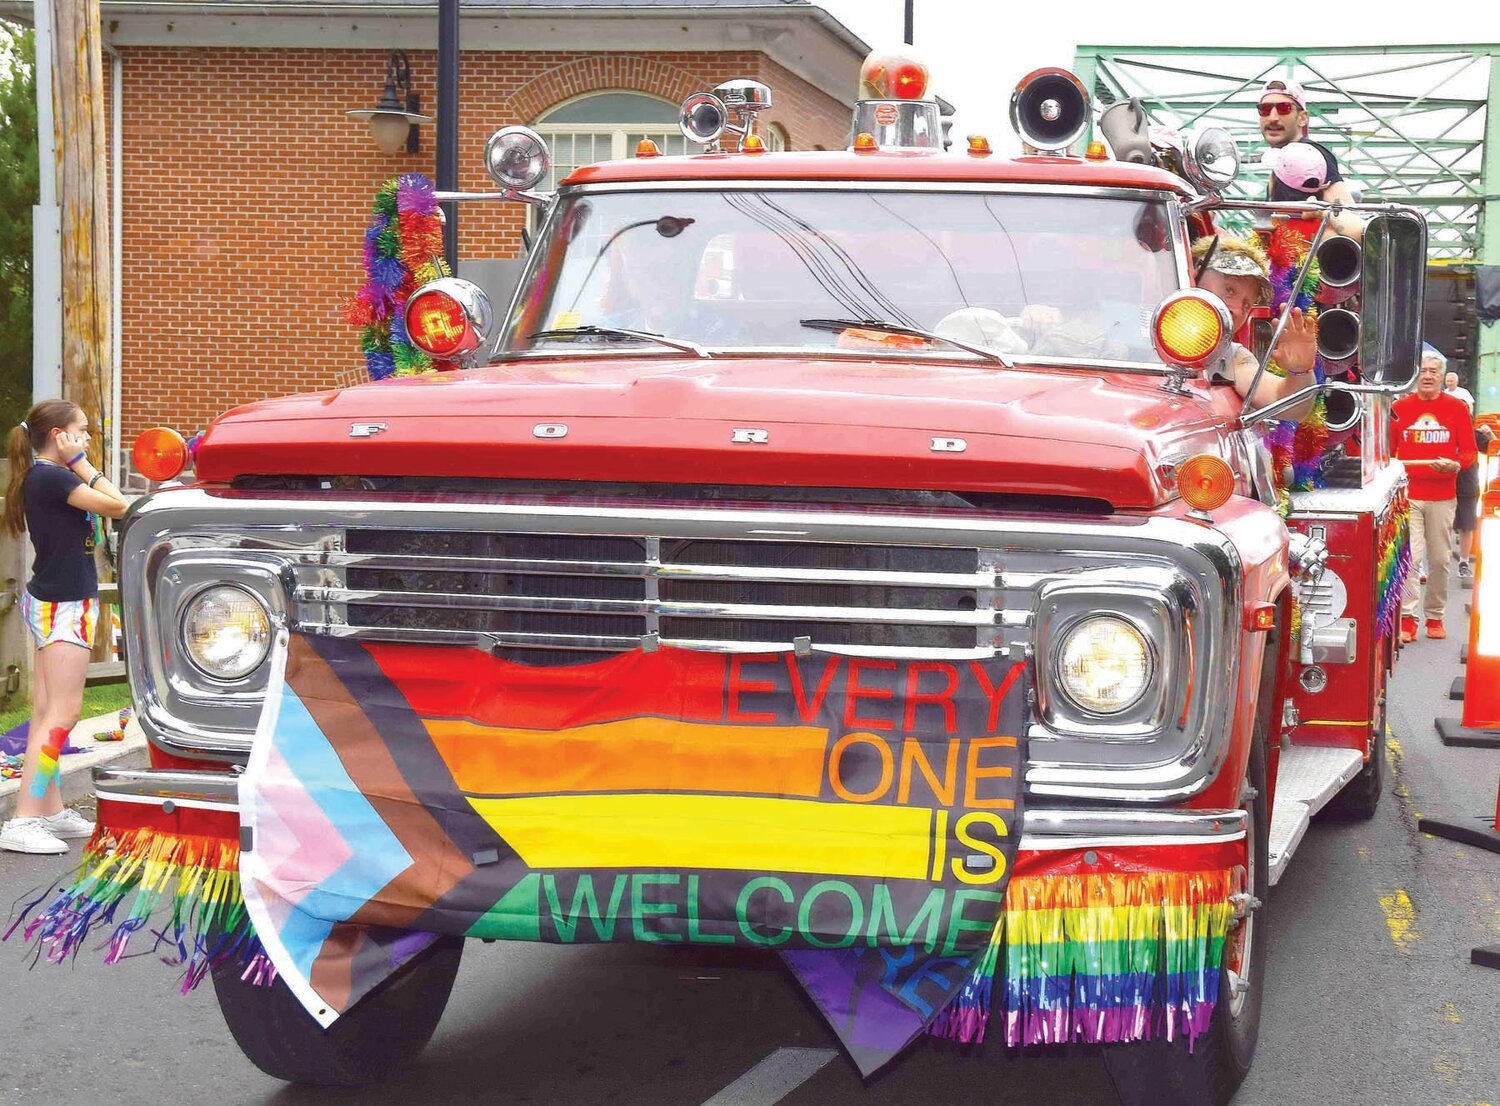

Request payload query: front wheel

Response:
[212,935,463,1085]
[1103,734,1269,1106]
[1326,685,1387,821]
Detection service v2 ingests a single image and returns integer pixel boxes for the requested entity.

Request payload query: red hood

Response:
[193,358,1237,509]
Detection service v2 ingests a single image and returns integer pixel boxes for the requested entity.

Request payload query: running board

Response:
[1268,746,1363,886]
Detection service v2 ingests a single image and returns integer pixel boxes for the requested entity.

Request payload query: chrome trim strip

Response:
[89,763,1248,849]
[1019,807,1245,841]
[208,548,1000,589]
[301,621,1003,661]
[93,766,239,811]
[298,585,997,627]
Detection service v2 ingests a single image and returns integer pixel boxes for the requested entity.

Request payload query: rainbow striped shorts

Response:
[21,591,99,650]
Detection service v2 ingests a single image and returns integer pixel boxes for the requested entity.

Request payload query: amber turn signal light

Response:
[133,427,188,482]
[1177,454,1235,513]
[1151,290,1230,368]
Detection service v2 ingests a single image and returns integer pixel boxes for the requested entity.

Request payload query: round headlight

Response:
[182,586,271,681]
[1183,126,1240,193]
[484,125,550,191]
[1056,616,1153,715]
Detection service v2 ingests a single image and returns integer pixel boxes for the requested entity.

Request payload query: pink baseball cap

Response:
[1260,79,1306,110]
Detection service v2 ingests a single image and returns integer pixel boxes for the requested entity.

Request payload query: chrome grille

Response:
[300,526,999,663]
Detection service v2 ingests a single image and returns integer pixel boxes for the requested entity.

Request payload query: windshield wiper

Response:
[799,318,1012,367]
[527,325,710,358]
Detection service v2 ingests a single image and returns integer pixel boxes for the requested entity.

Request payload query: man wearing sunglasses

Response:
[1258,79,1361,235]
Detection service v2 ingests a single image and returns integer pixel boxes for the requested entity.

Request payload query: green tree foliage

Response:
[0,21,37,430]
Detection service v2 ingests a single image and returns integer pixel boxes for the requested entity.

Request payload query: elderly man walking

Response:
[1393,345,1478,641]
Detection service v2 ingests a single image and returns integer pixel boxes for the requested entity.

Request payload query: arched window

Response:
[767,122,789,152]
[534,91,689,190]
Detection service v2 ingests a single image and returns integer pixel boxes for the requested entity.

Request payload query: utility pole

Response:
[437,0,459,271]
[51,0,111,469]
[32,0,61,403]
[903,0,913,46]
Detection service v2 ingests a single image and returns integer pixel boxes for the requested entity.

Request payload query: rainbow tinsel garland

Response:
[1262,223,1331,505]
[928,869,1234,1047]
[344,173,451,381]
[1375,489,1413,642]
[5,827,269,992]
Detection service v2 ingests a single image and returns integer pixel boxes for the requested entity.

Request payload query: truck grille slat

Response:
[312,526,1002,663]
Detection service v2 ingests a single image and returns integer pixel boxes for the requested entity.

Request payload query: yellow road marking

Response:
[1379,889,1420,951]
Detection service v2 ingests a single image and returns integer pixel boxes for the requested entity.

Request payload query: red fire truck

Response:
[50,56,1425,1106]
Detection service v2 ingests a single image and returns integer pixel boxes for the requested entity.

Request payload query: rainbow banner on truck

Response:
[238,633,1028,1073]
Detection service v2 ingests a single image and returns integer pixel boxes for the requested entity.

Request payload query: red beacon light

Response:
[853,48,941,151]
[860,50,931,101]
[402,277,493,362]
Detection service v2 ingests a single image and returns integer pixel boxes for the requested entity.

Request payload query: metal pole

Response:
[903,0,912,46]
[437,0,459,271]
[1477,51,1500,415]
[32,0,62,402]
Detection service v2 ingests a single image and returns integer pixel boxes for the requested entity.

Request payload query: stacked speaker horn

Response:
[1313,234,1366,376]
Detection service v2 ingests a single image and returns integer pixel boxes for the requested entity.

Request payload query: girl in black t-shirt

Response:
[0,400,129,854]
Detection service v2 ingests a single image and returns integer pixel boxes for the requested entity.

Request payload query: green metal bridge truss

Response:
[1072,44,1500,409]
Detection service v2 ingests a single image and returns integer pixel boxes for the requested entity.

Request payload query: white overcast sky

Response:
[813,0,1500,155]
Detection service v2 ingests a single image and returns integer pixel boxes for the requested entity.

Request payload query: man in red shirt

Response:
[1393,346,1478,640]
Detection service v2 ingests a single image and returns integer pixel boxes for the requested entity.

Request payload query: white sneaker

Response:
[40,808,96,840]
[0,817,69,855]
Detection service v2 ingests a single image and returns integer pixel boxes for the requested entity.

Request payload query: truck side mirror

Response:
[1358,211,1426,388]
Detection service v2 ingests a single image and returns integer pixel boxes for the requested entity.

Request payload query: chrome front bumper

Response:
[94,766,1247,848]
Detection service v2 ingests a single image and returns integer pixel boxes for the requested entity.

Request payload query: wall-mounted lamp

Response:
[347,49,431,155]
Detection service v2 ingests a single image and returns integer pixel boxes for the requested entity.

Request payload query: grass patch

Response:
[0,680,133,736]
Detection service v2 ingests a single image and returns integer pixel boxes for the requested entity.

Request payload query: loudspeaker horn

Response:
[1010,68,1090,154]
[680,92,727,145]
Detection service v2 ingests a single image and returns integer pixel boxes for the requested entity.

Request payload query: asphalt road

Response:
[2,626,1497,1106]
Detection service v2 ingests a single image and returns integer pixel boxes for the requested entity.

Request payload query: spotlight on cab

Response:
[484,126,551,192]
[1181,128,1240,194]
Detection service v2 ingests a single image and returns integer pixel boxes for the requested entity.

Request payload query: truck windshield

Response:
[500,189,1180,365]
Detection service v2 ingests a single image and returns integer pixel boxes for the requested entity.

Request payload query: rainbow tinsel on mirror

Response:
[344,174,450,380]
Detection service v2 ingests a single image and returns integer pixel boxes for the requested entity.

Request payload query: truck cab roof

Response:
[562,150,1196,192]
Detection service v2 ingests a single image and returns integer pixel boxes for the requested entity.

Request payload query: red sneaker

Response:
[1400,616,1419,643]
[1426,619,1447,640]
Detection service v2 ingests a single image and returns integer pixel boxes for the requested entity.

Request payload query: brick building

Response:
[6,0,867,465]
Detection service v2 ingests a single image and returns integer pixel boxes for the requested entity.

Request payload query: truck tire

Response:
[212,936,463,1085]
[1102,735,1268,1106]
[1326,692,1385,821]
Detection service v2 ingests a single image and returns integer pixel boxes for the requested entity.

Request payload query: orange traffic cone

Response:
[1436,486,1500,748]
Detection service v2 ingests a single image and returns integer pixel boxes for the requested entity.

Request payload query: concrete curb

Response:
[0,716,149,821]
